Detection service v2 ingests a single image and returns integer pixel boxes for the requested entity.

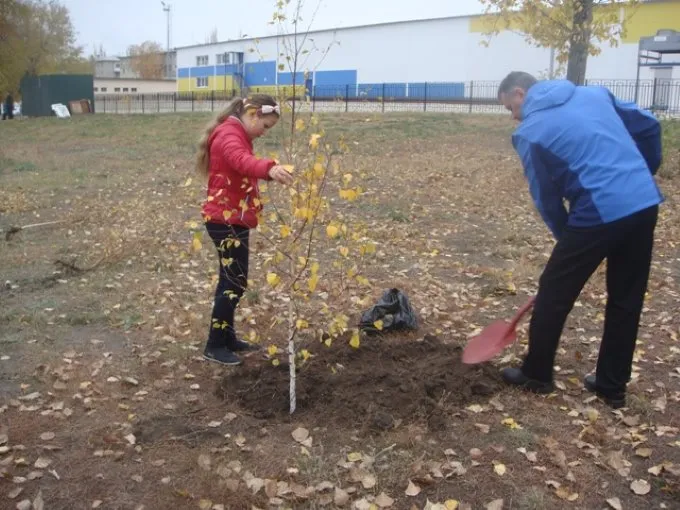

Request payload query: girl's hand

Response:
[268,165,294,186]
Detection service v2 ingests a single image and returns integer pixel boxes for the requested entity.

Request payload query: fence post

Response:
[424,82,428,112]
[173,92,177,113]
[468,81,474,114]
[345,84,349,112]
[103,95,106,113]
[192,91,195,112]
[382,83,385,113]
[312,86,316,113]
[651,77,658,110]
[157,93,160,113]
[211,90,215,112]
[142,94,145,114]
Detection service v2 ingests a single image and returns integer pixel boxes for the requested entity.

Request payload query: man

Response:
[497,71,663,409]
[3,92,14,120]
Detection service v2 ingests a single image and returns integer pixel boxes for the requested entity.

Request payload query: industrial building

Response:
[172,0,679,103]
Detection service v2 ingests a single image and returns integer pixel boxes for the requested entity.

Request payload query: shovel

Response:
[462,296,536,364]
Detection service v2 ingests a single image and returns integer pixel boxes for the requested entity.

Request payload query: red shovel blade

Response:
[461,320,516,364]
[461,296,535,365]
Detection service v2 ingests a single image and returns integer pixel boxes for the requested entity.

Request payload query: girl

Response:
[196,94,293,366]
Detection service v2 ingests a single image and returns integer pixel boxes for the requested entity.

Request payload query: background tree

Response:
[479,0,640,85]
[127,41,165,79]
[0,0,90,93]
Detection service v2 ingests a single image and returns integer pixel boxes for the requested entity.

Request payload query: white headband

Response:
[243,101,280,115]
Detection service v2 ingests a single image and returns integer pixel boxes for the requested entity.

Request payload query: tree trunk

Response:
[566,0,593,85]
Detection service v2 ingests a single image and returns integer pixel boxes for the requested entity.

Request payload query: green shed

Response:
[19,74,94,117]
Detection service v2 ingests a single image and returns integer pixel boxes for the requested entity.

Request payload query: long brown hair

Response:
[195,94,279,177]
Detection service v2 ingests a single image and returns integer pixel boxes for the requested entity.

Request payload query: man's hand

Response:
[268,165,294,186]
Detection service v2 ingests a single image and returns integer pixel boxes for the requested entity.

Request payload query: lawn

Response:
[1,112,679,510]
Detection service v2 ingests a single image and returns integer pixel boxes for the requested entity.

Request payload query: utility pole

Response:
[161,1,171,51]
[161,1,172,78]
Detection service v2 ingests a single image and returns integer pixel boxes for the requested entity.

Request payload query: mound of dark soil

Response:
[219,334,501,433]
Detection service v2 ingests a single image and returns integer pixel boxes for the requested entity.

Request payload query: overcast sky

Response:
[60,0,485,56]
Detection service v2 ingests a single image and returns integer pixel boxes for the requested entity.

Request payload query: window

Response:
[93,87,99,92]
[123,88,129,92]
[131,88,137,92]
[114,87,120,92]
[100,87,107,92]
[216,53,230,65]
[196,55,209,66]
[196,77,208,88]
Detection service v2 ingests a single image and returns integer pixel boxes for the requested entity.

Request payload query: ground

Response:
[1,112,679,510]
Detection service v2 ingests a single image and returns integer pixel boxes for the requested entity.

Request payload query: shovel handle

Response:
[507,296,536,331]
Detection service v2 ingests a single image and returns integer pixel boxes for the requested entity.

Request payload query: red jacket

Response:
[201,117,276,228]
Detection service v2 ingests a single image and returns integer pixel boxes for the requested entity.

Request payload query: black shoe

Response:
[583,374,626,409]
[203,347,241,366]
[501,367,555,394]
[226,338,262,353]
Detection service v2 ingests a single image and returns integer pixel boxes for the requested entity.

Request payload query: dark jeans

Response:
[522,205,658,397]
[205,222,250,349]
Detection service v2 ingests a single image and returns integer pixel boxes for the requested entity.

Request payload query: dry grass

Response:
[1,113,679,510]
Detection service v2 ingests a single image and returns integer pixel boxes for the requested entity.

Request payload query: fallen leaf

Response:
[475,423,490,434]
[405,480,421,496]
[466,404,484,414]
[40,432,55,441]
[486,500,503,510]
[34,457,51,469]
[347,452,362,462]
[198,454,211,471]
[124,433,136,445]
[16,500,31,510]
[606,497,623,510]
[92,501,103,508]
[8,487,23,499]
[207,421,222,428]
[198,499,212,510]
[493,463,506,476]
[292,427,309,443]
[555,486,578,501]
[630,479,651,495]
[635,448,652,458]
[334,487,350,506]
[375,492,395,508]
[361,473,376,489]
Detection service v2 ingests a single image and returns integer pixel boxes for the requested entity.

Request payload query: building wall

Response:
[174,1,680,94]
[94,78,177,94]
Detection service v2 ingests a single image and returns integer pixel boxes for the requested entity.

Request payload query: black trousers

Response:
[205,222,250,349]
[522,205,658,397]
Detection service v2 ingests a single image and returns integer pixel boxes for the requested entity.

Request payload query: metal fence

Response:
[94,79,680,116]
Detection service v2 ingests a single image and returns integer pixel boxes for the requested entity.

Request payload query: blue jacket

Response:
[512,80,663,239]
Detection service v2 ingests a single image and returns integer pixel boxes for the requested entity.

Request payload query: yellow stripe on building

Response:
[177,76,239,93]
[469,0,680,44]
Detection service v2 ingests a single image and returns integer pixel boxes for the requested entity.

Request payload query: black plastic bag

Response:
[359,288,418,335]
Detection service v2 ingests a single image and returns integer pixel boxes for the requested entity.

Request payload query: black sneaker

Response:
[501,367,555,394]
[203,347,241,366]
[226,338,262,353]
[583,374,626,409]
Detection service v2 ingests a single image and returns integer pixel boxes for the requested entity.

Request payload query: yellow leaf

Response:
[342,173,353,185]
[373,320,384,331]
[300,349,311,361]
[313,162,324,177]
[349,330,360,349]
[267,345,278,356]
[280,224,292,238]
[339,188,359,201]
[266,273,281,287]
[183,177,193,187]
[311,262,319,274]
[296,319,309,330]
[326,225,339,238]
[339,246,349,257]
[324,338,332,347]
[445,501,459,510]
[191,232,202,252]
[502,417,522,430]
[494,463,507,476]
[309,133,321,149]
[347,452,362,462]
[295,119,306,131]
[282,164,295,173]
[356,275,370,286]
[308,273,319,292]
[272,359,280,367]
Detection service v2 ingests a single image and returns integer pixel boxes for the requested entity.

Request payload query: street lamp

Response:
[161,2,171,79]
